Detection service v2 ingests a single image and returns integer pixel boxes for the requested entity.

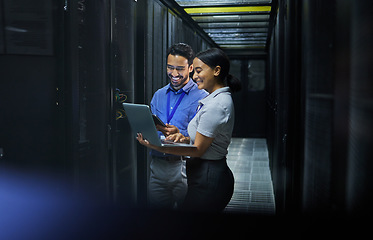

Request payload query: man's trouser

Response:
[148,155,187,209]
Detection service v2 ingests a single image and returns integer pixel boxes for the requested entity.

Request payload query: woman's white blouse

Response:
[187,87,235,160]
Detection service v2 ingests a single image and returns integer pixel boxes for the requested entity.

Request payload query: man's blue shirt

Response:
[150,79,208,143]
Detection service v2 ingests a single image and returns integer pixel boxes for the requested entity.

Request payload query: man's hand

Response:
[156,124,179,136]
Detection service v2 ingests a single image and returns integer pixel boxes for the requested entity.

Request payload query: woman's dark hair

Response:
[167,43,195,65]
[196,48,241,93]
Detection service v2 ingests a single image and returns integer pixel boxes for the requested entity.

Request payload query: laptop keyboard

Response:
[161,139,177,144]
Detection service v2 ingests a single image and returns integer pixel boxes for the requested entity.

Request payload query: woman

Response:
[137,48,241,212]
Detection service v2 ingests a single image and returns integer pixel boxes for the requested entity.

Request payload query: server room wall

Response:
[300,0,373,215]
[63,0,113,199]
[112,0,138,206]
[268,0,373,215]
[268,0,347,214]
[267,0,294,213]
[0,0,114,202]
[301,0,337,214]
[345,0,373,214]
[0,1,65,172]
[0,55,62,170]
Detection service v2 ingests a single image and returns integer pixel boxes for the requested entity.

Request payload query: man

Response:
[149,43,208,209]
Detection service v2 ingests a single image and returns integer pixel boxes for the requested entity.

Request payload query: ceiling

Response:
[175,0,274,56]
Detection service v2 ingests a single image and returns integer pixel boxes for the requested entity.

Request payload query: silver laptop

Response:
[122,103,196,148]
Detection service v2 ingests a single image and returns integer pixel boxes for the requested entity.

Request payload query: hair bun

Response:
[226,74,242,93]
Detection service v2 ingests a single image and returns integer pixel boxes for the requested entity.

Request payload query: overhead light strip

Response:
[184,6,271,14]
[220,45,266,49]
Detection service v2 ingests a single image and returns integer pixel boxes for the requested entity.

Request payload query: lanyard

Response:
[167,91,186,124]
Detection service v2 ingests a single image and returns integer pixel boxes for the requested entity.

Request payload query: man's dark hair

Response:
[167,43,195,65]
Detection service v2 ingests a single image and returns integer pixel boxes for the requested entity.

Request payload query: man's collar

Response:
[167,78,194,94]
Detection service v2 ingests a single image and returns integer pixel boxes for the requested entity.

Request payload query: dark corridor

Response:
[1,0,373,238]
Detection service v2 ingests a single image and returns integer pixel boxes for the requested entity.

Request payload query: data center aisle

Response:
[225,138,275,214]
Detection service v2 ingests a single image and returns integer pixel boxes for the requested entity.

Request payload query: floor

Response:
[224,138,276,214]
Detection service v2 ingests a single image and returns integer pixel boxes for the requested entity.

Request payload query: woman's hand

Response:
[136,133,149,146]
[136,133,159,151]
[166,133,190,144]
[137,131,212,158]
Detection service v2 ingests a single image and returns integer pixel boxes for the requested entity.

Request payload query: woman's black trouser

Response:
[182,157,234,212]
